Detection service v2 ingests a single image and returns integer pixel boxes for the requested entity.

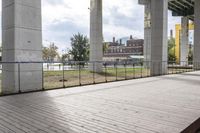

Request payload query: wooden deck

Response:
[0,71,200,133]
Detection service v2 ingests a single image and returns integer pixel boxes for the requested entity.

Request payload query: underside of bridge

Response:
[139,0,200,76]
[168,0,200,69]
[169,0,194,20]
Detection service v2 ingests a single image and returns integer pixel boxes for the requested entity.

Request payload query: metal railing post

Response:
[79,62,81,86]
[104,63,107,82]
[42,62,44,90]
[181,61,183,73]
[115,63,118,81]
[93,62,95,84]
[148,61,151,76]
[141,62,143,78]
[62,62,65,88]
[159,62,161,76]
[184,61,185,72]
[146,61,148,76]
[18,63,21,93]
[152,62,154,77]
[124,62,127,80]
[133,63,135,79]
[114,62,117,81]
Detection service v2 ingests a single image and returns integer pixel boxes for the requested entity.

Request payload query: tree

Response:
[103,42,109,54]
[42,43,59,62]
[62,53,70,61]
[69,33,89,61]
[168,38,176,63]
[42,46,50,61]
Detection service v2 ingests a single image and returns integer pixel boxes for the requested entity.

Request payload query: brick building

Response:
[103,35,144,61]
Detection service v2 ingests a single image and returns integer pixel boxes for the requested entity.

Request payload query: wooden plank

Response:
[0,71,200,133]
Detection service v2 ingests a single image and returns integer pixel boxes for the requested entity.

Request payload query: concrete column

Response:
[180,17,189,66]
[2,0,42,94]
[150,0,168,76]
[194,0,200,69]
[138,0,151,68]
[89,0,103,72]
[144,1,151,67]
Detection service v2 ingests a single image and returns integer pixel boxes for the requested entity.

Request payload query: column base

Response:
[150,62,168,76]
[2,63,43,94]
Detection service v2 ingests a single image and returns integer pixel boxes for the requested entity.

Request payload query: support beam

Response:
[2,0,42,94]
[194,0,200,69]
[150,0,168,76]
[89,0,103,72]
[180,17,189,65]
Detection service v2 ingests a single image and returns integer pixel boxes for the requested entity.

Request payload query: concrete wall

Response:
[2,0,42,94]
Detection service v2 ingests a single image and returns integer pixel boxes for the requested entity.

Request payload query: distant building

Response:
[103,35,144,61]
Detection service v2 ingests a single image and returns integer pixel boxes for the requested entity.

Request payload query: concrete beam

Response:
[150,0,168,76]
[89,0,103,72]
[194,0,200,69]
[2,0,42,94]
[180,17,189,66]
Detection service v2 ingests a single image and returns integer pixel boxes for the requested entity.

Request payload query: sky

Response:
[0,0,181,53]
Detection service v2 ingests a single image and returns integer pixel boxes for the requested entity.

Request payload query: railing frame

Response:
[0,61,198,96]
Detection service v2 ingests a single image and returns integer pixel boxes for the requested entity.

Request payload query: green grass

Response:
[43,67,149,89]
[0,67,194,93]
[44,67,144,77]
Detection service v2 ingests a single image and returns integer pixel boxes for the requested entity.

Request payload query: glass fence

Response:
[0,61,198,96]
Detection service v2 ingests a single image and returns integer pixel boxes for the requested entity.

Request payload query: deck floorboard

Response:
[0,71,200,133]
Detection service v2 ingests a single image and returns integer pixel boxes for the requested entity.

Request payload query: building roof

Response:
[168,0,194,20]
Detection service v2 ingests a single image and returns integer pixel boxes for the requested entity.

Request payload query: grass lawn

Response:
[44,67,150,89]
[0,67,193,94]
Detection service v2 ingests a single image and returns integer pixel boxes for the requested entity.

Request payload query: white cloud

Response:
[42,0,181,51]
[0,0,182,52]
[42,0,90,51]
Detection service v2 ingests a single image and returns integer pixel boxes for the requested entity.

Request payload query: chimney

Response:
[170,30,173,39]
[130,35,133,40]
[113,37,115,43]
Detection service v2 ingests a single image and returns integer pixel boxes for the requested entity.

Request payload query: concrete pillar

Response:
[89,0,103,72]
[180,17,189,66]
[144,1,151,67]
[138,0,151,68]
[194,0,200,69]
[2,0,42,94]
[150,0,168,76]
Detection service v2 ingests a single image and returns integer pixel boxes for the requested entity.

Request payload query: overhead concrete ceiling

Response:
[168,0,194,20]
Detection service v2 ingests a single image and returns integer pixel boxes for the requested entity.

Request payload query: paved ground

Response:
[0,71,200,133]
